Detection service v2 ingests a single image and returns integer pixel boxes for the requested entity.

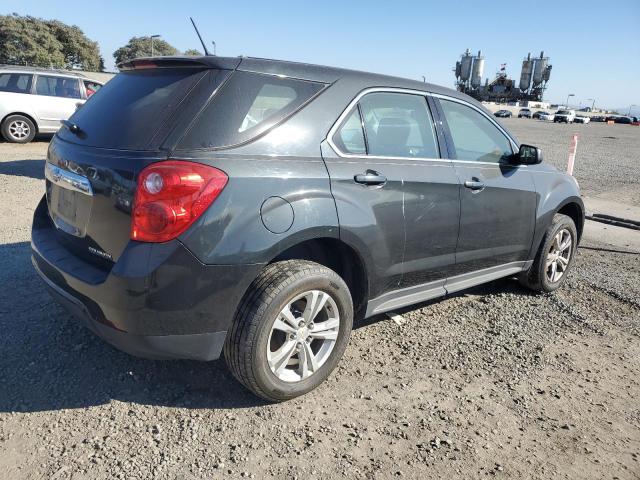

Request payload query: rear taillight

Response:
[131,160,228,243]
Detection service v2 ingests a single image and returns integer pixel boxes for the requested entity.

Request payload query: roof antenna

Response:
[190,17,212,56]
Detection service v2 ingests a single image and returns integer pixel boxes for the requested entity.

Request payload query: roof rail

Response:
[0,64,88,77]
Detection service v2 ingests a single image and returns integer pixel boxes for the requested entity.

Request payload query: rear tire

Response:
[519,213,577,293]
[1,115,36,143]
[224,260,353,402]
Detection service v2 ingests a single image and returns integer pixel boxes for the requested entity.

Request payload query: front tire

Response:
[224,260,353,402]
[519,213,577,292]
[1,114,37,143]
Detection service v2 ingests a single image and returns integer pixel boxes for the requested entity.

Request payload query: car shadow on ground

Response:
[0,159,45,180]
[0,240,535,414]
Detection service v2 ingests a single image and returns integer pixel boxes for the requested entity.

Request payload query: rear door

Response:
[32,75,83,130]
[323,89,460,305]
[322,93,406,300]
[434,96,536,276]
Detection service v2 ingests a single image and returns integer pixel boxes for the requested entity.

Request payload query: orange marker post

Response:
[566,133,578,176]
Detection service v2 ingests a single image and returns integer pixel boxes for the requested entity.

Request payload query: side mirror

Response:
[517,144,543,165]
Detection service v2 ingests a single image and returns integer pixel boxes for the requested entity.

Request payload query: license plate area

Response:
[45,162,93,238]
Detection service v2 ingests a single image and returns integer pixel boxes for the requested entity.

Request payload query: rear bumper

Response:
[31,196,263,360]
[34,260,227,360]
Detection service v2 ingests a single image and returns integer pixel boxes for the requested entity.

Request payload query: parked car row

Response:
[500,108,638,126]
[0,67,104,143]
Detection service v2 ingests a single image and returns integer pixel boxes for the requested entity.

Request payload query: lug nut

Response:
[309,323,314,329]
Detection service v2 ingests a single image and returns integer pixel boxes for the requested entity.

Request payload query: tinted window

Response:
[358,92,439,158]
[59,68,219,150]
[439,99,513,163]
[333,107,366,155]
[0,73,33,93]
[179,72,324,149]
[36,75,81,99]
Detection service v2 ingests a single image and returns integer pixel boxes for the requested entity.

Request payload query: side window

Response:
[83,80,102,98]
[359,92,439,158]
[35,76,81,99]
[439,99,513,163]
[0,73,33,94]
[333,107,366,155]
[239,83,297,132]
[179,71,324,149]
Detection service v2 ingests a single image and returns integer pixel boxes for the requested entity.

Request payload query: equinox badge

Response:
[88,246,113,261]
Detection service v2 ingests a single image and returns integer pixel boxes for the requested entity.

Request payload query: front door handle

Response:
[464,180,485,191]
[354,171,387,186]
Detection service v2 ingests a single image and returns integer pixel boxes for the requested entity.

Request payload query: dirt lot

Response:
[0,121,639,480]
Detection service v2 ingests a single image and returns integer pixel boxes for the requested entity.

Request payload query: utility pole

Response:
[150,34,160,56]
[565,93,574,108]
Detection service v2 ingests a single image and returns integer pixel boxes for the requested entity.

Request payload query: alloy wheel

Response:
[8,120,30,140]
[546,228,572,283]
[267,290,340,383]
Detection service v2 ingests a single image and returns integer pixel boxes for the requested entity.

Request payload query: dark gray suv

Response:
[31,56,584,401]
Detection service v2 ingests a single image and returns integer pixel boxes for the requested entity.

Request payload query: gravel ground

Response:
[503,118,640,206]
[0,125,639,479]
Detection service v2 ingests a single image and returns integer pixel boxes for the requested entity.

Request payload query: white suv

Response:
[553,109,576,124]
[0,68,103,143]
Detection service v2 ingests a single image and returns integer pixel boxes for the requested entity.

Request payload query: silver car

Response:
[0,67,103,143]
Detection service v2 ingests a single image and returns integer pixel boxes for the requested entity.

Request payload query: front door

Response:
[435,97,536,276]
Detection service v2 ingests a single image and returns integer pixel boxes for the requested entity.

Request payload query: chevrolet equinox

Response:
[31,56,584,401]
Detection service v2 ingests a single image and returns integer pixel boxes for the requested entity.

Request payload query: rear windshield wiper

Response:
[61,120,82,135]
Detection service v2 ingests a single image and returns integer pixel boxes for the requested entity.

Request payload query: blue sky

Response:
[5,0,640,111]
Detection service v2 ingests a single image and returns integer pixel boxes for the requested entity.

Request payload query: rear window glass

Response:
[0,73,33,93]
[59,68,217,150]
[178,71,325,150]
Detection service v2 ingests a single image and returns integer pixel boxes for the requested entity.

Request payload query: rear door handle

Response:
[354,171,387,186]
[464,180,485,191]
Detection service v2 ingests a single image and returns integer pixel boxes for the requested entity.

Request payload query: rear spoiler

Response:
[118,56,242,71]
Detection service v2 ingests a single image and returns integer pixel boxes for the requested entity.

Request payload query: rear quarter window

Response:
[177,71,325,150]
[0,73,33,93]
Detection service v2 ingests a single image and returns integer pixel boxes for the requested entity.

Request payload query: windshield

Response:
[557,110,571,115]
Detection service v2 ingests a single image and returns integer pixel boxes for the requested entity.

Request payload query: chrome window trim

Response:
[326,87,445,163]
[45,161,94,196]
[326,87,521,167]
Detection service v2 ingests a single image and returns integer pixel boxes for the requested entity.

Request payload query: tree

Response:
[0,14,65,68]
[45,20,101,71]
[183,49,202,56]
[113,36,178,66]
[0,14,102,71]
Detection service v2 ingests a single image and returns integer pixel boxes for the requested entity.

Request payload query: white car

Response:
[0,67,103,143]
[537,111,555,121]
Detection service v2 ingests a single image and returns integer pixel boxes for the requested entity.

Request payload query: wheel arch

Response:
[557,200,584,242]
[268,237,370,321]
[1,112,40,133]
